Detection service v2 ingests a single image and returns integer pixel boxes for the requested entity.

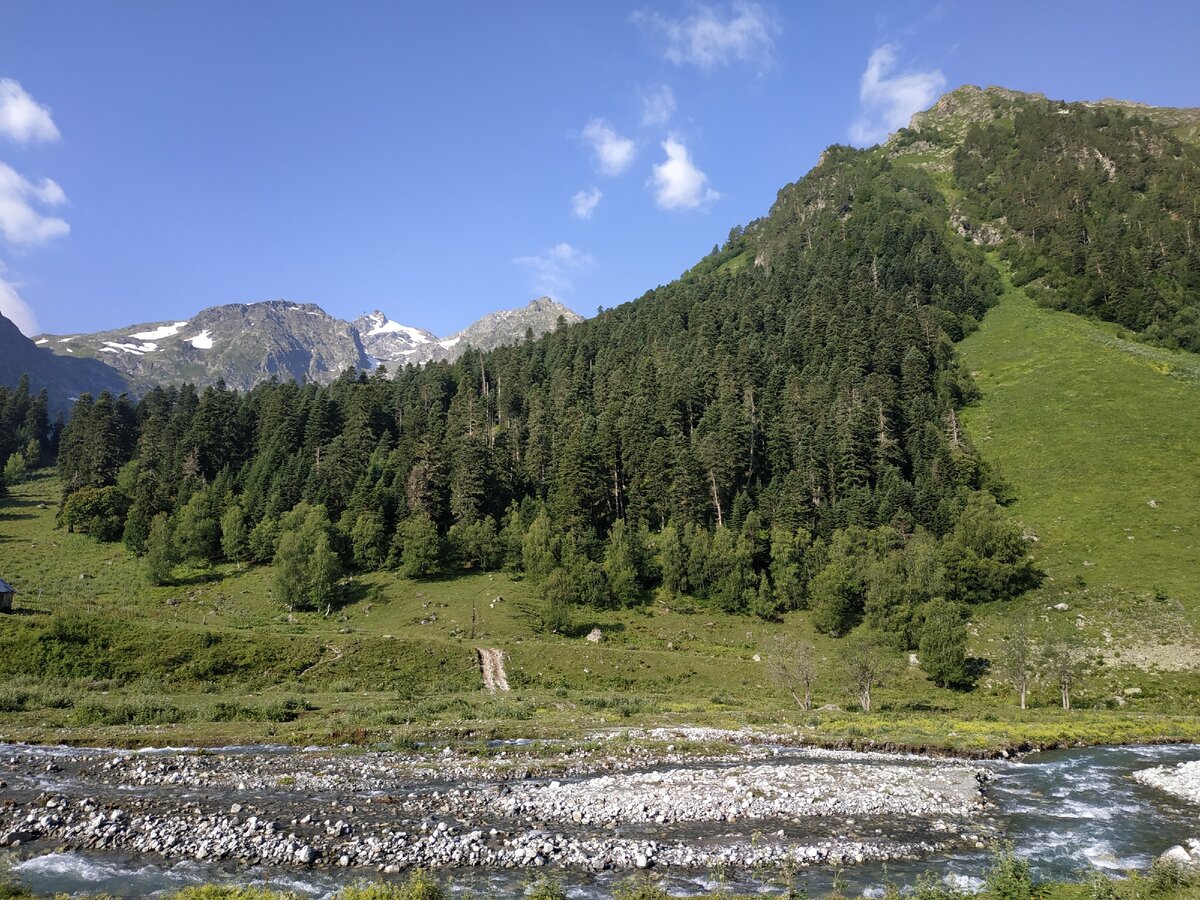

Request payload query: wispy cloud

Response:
[0,266,39,336]
[571,187,603,220]
[848,44,945,146]
[651,138,720,211]
[640,84,676,126]
[0,162,70,247]
[581,118,636,176]
[514,242,595,297]
[631,2,778,71]
[0,79,60,144]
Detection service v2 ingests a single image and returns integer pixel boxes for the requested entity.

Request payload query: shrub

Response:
[1149,856,1199,893]
[527,877,568,900]
[335,871,445,900]
[984,843,1033,900]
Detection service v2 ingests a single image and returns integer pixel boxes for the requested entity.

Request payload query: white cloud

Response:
[651,138,720,211]
[582,118,636,176]
[631,2,778,71]
[0,162,70,247]
[640,84,676,126]
[848,44,946,146]
[571,187,602,220]
[514,242,595,297]
[0,269,40,336]
[0,79,60,144]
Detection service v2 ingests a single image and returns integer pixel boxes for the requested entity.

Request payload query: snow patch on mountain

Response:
[35,338,47,345]
[189,330,214,350]
[130,321,188,341]
[102,340,158,355]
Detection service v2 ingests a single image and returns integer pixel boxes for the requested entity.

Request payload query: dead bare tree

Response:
[1042,634,1087,711]
[998,620,1035,710]
[769,636,818,711]
[843,632,890,713]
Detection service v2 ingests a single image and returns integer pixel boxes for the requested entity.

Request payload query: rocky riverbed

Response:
[0,732,999,875]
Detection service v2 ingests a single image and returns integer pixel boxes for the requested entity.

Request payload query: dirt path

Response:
[477,647,509,692]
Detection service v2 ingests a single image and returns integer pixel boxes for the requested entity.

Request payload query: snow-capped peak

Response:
[362,311,431,343]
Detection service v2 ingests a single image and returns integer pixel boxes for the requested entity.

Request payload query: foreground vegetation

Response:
[3,849,1200,900]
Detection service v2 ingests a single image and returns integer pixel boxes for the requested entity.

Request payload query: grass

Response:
[1,463,1199,751]
[958,260,1200,670]
[4,855,1200,899]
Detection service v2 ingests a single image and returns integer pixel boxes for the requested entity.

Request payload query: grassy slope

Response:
[960,262,1200,606]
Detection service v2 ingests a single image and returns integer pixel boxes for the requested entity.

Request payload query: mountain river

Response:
[1,741,1197,898]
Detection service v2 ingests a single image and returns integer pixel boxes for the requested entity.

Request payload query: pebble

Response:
[0,731,994,874]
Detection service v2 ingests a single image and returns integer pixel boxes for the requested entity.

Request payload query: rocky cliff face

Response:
[355,297,583,367]
[37,301,371,393]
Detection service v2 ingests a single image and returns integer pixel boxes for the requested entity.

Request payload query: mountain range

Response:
[0,296,580,406]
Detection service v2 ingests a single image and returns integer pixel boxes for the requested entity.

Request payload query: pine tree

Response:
[398,509,440,579]
[175,488,221,566]
[603,518,643,606]
[521,507,558,583]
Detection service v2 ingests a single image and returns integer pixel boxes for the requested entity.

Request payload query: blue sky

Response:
[0,1,1197,338]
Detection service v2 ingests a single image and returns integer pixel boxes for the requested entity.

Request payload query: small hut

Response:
[0,578,15,613]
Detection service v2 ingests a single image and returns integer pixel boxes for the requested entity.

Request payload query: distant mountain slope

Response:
[32,297,582,393]
[37,300,371,393]
[356,297,582,367]
[352,312,440,365]
[889,85,1200,352]
[0,312,128,414]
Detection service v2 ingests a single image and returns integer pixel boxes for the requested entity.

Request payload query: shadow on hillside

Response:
[167,570,226,588]
[338,579,377,611]
[0,493,44,509]
[1,607,50,618]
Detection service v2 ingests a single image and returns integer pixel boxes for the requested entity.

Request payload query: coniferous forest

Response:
[944,102,1200,350]
[48,150,1040,651]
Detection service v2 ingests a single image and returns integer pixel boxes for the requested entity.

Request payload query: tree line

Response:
[0,375,57,494]
[49,149,1040,647]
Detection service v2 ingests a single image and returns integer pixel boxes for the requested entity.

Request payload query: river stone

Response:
[1162,845,1193,866]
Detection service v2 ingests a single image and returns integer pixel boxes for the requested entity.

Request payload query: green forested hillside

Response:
[4,86,1200,750]
[47,149,1035,654]
[896,86,1200,351]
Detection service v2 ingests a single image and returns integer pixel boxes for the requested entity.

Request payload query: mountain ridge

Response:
[21,296,581,396]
